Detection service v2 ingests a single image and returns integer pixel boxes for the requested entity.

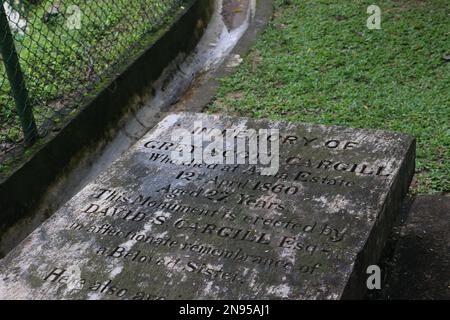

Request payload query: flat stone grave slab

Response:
[0,113,415,300]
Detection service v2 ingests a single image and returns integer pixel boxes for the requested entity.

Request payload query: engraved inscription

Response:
[0,113,414,300]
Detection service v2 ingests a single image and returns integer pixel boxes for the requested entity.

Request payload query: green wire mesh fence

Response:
[0,0,185,162]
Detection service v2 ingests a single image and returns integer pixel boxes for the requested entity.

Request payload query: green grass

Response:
[209,0,450,194]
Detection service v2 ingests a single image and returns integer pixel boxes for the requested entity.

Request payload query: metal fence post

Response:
[0,2,37,146]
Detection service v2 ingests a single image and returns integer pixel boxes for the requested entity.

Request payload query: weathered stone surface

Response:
[0,113,415,300]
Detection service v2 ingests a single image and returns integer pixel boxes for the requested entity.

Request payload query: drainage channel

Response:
[76,0,256,189]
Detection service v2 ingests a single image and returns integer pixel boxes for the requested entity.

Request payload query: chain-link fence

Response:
[0,0,185,162]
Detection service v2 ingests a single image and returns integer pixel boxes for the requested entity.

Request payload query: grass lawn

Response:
[209,0,449,194]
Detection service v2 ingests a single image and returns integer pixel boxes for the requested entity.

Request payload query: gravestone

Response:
[0,113,415,300]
